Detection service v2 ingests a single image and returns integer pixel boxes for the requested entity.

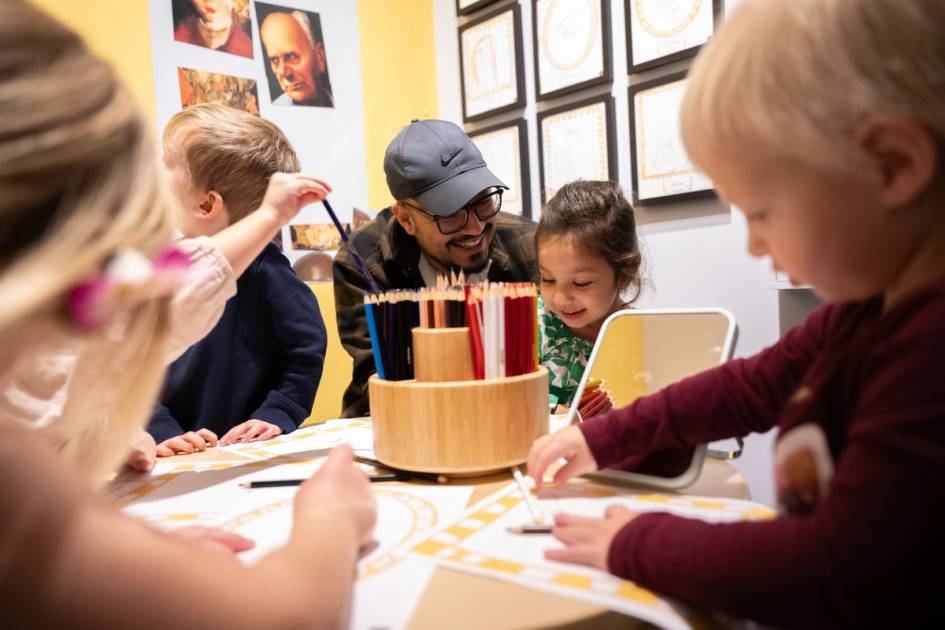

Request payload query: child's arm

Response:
[542,306,945,627]
[209,173,330,277]
[534,305,834,482]
[0,422,375,628]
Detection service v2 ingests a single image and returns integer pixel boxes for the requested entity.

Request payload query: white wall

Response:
[435,0,778,505]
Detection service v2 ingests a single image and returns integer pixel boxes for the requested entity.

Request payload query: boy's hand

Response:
[168,525,255,555]
[527,425,598,489]
[545,505,639,570]
[156,429,219,457]
[260,173,332,223]
[219,420,282,445]
[125,431,157,472]
[295,445,377,546]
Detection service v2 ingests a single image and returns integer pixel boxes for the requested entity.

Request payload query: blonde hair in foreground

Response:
[0,0,172,481]
[163,103,300,222]
[681,0,945,174]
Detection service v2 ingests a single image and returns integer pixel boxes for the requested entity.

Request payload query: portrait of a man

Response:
[172,0,254,59]
[255,2,334,108]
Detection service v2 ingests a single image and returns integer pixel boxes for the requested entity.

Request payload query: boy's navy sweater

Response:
[148,243,326,443]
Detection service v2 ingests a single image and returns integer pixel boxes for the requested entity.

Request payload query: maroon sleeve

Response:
[603,299,945,627]
[580,304,834,469]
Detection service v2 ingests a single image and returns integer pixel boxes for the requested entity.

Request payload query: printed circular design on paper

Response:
[216,490,437,578]
[634,0,702,38]
[541,0,599,72]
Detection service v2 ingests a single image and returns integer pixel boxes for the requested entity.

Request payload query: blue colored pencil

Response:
[364,298,386,379]
[323,199,381,295]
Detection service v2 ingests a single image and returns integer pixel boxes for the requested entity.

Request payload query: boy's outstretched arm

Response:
[211,173,331,277]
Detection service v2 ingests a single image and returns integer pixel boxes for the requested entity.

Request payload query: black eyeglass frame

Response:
[401,189,504,235]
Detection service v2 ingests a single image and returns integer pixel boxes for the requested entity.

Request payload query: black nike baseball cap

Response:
[384,119,507,217]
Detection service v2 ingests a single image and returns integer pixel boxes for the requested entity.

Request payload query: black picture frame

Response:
[468,118,533,218]
[531,0,613,101]
[626,0,723,74]
[458,2,526,123]
[456,0,500,16]
[628,70,716,206]
[536,94,616,204]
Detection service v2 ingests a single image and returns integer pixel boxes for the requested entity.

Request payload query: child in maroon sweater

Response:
[528,0,945,627]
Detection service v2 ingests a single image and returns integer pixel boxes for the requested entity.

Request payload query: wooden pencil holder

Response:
[411,328,474,382]
[369,326,549,475]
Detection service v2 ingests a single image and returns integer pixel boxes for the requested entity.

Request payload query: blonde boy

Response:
[529,0,945,626]
[150,104,327,454]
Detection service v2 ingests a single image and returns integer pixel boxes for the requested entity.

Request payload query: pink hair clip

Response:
[68,247,191,331]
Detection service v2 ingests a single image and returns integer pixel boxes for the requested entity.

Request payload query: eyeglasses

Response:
[402,189,503,235]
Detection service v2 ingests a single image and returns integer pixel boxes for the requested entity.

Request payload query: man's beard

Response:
[434,224,494,274]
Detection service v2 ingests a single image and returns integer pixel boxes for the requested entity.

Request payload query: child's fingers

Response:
[242,423,267,442]
[604,505,633,520]
[527,434,554,487]
[155,444,175,457]
[161,436,194,454]
[254,425,281,442]
[319,444,355,476]
[182,431,208,452]
[544,544,597,567]
[126,450,154,472]
[296,174,332,192]
[551,514,599,543]
[219,423,248,445]
[171,526,255,554]
[238,421,267,442]
[197,429,218,447]
[552,457,586,487]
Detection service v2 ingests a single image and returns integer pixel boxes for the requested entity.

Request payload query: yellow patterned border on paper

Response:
[411,482,776,613]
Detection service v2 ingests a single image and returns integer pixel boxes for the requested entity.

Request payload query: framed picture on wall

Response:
[457,0,500,16]
[537,95,616,204]
[458,3,526,122]
[626,0,721,73]
[629,71,715,205]
[256,2,334,108]
[532,0,612,101]
[468,119,532,218]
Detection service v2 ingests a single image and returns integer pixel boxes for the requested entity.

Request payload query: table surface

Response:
[149,426,749,630]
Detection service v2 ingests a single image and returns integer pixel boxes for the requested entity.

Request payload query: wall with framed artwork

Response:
[625,0,721,73]
[438,0,780,505]
[468,119,533,217]
[536,95,616,203]
[458,2,526,122]
[532,0,613,101]
[628,70,715,206]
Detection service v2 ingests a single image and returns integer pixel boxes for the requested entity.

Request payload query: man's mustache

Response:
[447,223,493,247]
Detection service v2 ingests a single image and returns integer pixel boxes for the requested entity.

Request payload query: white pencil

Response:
[511,466,544,524]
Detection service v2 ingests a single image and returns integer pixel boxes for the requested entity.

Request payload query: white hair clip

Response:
[67,247,191,331]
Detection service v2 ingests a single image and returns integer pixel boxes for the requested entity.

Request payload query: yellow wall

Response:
[357,0,439,210]
[31,0,157,121]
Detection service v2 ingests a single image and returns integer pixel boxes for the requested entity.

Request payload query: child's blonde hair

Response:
[163,104,300,222]
[681,0,945,175]
[0,0,172,481]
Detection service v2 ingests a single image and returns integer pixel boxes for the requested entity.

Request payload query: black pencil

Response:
[353,454,449,484]
[240,472,409,489]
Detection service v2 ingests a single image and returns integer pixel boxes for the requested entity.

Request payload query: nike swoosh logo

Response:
[441,148,462,167]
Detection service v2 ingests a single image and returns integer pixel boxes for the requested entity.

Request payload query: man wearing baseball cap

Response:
[333,119,537,417]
